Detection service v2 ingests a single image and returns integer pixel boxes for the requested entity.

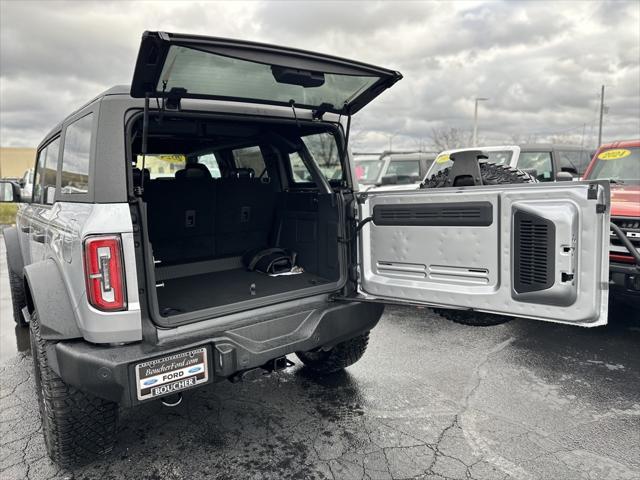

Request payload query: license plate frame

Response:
[135,346,209,401]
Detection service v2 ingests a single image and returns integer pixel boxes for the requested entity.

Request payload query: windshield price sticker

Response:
[435,154,451,164]
[598,149,631,160]
[135,347,209,401]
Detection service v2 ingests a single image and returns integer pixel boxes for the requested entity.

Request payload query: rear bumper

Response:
[50,300,384,407]
[609,261,640,300]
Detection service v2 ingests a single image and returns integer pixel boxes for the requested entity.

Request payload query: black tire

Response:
[422,161,534,188]
[423,162,535,327]
[431,308,513,326]
[8,268,27,326]
[30,310,118,466]
[296,333,370,374]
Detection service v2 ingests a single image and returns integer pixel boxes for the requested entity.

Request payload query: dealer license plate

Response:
[135,346,209,401]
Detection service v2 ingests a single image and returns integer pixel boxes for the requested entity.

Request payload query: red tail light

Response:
[84,235,127,311]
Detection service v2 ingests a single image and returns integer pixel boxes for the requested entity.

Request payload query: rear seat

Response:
[215,168,276,257]
[145,164,216,264]
[144,165,277,265]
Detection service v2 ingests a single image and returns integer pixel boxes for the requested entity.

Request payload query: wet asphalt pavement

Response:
[1,238,639,480]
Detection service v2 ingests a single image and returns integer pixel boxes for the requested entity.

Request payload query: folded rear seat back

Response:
[145,164,217,264]
[216,168,276,257]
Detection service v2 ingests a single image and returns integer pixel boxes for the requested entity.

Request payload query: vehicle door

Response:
[358,180,610,326]
[15,165,35,267]
[28,137,61,263]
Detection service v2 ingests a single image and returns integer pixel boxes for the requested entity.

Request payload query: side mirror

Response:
[379,174,398,186]
[0,181,20,202]
[556,171,574,181]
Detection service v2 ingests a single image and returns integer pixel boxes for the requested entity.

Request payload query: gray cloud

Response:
[1,0,638,150]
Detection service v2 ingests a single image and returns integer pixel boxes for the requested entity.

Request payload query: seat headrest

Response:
[132,167,150,186]
[225,167,255,180]
[175,163,212,180]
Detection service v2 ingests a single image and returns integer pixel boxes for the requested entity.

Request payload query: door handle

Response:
[32,233,45,243]
[20,226,30,233]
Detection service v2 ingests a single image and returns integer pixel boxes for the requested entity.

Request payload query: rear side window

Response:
[61,114,93,194]
[197,153,222,178]
[232,146,269,179]
[32,147,47,203]
[303,133,343,181]
[286,133,344,185]
[517,151,553,181]
[42,138,60,204]
[288,152,313,183]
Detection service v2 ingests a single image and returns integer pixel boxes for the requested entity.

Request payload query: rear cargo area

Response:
[157,269,331,313]
[145,188,342,317]
[130,114,346,321]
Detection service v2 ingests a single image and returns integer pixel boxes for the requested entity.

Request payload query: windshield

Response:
[159,45,379,112]
[355,159,384,184]
[387,160,420,178]
[429,150,514,177]
[588,147,640,183]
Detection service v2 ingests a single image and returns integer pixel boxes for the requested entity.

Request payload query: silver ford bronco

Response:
[1,31,611,466]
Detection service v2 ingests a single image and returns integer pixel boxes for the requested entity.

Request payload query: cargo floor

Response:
[157,268,331,314]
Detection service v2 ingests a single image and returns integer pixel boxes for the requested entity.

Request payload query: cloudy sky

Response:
[1,0,638,151]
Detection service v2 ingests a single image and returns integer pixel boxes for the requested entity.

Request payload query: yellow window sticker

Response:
[598,149,631,160]
[435,154,451,164]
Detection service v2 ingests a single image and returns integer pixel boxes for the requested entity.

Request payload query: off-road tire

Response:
[30,310,118,466]
[422,161,534,188]
[296,333,370,374]
[431,308,513,326]
[424,162,535,327]
[8,267,27,326]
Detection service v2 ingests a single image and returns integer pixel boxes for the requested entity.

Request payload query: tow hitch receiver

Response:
[229,356,294,383]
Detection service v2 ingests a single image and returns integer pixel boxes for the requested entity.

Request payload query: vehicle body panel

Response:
[583,141,639,300]
[359,181,610,326]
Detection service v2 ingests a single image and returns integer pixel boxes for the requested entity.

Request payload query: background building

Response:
[0,147,35,179]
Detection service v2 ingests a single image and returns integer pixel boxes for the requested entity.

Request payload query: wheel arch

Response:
[23,259,82,340]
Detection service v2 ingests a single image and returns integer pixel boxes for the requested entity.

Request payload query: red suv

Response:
[583,140,640,304]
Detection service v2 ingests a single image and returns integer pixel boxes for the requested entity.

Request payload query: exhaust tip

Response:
[161,393,183,407]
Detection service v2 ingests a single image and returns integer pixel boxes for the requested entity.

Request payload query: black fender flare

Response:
[23,259,82,340]
[2,226,24,277]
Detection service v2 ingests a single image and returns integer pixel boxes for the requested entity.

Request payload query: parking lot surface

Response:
[1,239,639,480]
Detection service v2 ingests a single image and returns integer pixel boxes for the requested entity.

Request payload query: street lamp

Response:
[387,131,399,152]
[472,97,489,147]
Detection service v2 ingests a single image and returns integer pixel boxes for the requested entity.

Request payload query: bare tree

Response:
[429,127,474,151]
[509,133,539,145]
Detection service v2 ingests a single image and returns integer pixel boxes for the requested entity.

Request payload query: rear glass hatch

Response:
[131,31,402,115]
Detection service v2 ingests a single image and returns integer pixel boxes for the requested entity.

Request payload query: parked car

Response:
[18,168,34,201]
[355,150,437,190]
[426,144,592,183]
[582,140,640,305]
[0,31,612,466]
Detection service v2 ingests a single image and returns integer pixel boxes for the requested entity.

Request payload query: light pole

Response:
[472,97,489,147]
[387,131,399,152]
[598,85,605,147]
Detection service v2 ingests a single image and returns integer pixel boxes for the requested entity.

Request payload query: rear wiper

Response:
[609,179,625,184]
